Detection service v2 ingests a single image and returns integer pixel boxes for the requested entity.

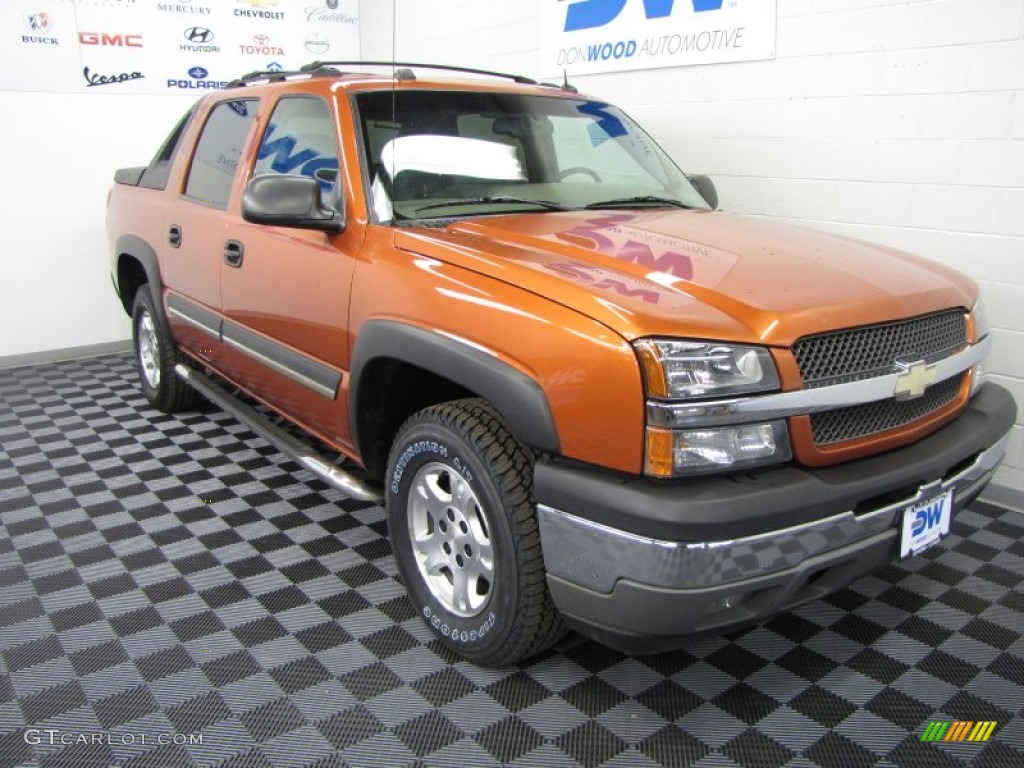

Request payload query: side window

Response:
[184,99,257,208]
[254,97,339,195]
[140,108,195,191]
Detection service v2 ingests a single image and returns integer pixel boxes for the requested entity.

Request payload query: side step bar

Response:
[174,364,383,504]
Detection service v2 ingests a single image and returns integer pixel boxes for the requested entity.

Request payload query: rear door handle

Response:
[224,240,244,268]
[168,224,182,248]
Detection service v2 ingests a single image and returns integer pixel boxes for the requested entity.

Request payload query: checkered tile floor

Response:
[1,353,1023,768]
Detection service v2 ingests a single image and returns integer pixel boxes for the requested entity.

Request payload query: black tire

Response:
[131,285,201,413]
[386,399,564,666]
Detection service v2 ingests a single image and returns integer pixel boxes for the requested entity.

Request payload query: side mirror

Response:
[688,174,718,211]
[242,174,345,233]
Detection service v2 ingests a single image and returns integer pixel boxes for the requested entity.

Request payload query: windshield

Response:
[354,89,708,222]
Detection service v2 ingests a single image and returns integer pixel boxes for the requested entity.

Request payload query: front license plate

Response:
[899,489,953,559]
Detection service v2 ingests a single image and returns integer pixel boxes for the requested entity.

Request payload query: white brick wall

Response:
[362,0,1024,499]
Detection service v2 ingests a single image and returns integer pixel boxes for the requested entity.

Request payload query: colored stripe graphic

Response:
[968,721,997,741]
[921,721,997,742]
[945,721,972,741]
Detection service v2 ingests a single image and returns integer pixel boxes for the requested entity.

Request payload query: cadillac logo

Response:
[893,359,937,401]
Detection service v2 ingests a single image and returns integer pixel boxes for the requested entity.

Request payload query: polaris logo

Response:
[565,0,723,32]
[167,66,228,90]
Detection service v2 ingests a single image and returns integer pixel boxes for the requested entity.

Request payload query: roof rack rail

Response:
[299,60,539,85]
[226,64,342,88]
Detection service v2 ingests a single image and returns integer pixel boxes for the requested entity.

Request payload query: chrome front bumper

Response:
[538,431,1009,596]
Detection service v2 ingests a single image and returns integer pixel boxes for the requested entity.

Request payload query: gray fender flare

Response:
[349,320,561,455]
[115,235,167,326]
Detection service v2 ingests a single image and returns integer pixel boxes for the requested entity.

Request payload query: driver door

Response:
[219,95,359,447]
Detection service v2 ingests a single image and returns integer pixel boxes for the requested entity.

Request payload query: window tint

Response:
[254,97,339,195]
[184,99,257,208]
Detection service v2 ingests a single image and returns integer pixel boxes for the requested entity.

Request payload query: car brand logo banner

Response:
[0,0,360,94]
[541,0,776,76]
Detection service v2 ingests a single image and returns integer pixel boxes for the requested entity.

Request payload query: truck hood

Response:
[394,209,976,346]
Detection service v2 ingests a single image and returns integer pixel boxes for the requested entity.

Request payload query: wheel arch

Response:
[115,235,165,323]
[350,320,561,480]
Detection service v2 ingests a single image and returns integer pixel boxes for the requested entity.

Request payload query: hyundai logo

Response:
[184,26,213,43]
[188,66,208,79]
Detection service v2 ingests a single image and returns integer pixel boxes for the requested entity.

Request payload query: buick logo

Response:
[188,66,208,79]
[184,27,213,43]
[26,12,52,33]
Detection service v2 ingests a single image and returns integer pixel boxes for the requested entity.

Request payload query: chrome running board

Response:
[174,364,383,504]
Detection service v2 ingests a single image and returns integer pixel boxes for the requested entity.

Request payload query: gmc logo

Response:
[564,0,724,32]
[79,32,143,47]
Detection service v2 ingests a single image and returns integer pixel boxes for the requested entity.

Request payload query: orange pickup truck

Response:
[107,62,1016,665]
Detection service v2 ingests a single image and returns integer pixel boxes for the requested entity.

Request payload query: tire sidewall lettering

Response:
[422,605,497,645]
[390,439,447,494]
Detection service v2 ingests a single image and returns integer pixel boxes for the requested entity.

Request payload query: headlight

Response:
[635,339,780,399]
[645,422,791,477]
[971,295,991,342]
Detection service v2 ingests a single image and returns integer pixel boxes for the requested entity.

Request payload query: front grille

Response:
[793,309,967,387]
[810,374,964,445]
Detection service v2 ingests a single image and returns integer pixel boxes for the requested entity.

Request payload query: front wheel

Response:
[386,399,564,666]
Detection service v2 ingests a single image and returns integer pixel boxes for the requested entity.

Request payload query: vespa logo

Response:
[184,27,214,43]
[893,359,937,401]
[564,0,724,32]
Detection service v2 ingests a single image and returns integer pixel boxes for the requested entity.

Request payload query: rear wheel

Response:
[386,399,564,666]
[131,286,200,413]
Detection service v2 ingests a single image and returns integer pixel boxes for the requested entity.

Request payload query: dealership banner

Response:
[0,0,359,95]
[541,0,775,76]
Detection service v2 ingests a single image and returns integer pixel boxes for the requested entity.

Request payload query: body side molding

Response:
[349,320,561,455]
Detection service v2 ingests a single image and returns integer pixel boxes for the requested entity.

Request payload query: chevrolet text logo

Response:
[894,359,937,400]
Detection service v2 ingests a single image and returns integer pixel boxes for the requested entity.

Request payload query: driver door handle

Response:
[224,240,244,268]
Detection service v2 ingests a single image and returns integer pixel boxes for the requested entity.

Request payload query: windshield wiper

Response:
[584,195,697,210]
[415,196,570,214]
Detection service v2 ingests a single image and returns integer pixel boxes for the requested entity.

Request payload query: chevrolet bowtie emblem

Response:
[894,359,937,400]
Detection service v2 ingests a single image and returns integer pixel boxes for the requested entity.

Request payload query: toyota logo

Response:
[184,27,213,43]
[253,33,270,46]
